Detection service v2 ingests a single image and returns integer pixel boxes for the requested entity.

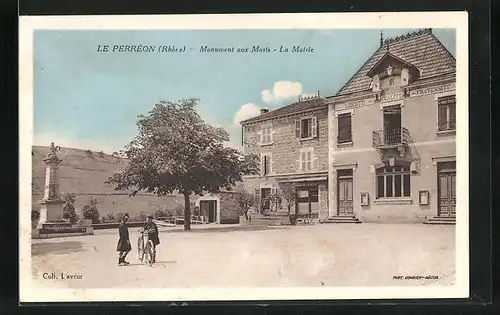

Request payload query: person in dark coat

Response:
[141,215,160,263]
[116,213,131,266]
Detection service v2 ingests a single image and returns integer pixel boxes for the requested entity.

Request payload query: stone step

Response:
[423,217,456,225]
[321,216,361,224]
[425,216,456,221]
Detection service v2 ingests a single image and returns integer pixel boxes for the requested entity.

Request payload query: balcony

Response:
[437,120,456,132]
[372,127,410,149]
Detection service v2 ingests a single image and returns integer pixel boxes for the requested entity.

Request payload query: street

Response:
[31,223,455,288]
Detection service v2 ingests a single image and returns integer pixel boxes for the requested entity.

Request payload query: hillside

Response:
[31,146,187,218]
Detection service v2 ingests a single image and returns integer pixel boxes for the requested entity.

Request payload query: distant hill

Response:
[31,146,187,219]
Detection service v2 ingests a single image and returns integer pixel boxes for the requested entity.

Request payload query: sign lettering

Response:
[410,83,455,97]
[380,92,404,103]
[339,97,375,110]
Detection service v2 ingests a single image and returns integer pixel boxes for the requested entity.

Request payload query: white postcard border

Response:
[19,12,469,302]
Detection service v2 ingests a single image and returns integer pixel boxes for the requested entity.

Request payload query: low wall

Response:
[91,221,145,230]
[32,226,94,239]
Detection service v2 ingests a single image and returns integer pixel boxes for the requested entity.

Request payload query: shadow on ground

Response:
[32,241,84,256]
[122,260,178,267]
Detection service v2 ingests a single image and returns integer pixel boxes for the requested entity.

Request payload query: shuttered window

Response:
[295,117,318,139]
[438,95,456,131]
[337,113,352,143]
[261,154,272,175]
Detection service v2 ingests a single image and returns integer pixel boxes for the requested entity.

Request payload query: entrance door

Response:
[438,162,456,217]
[200,200,217,223]
[337,169,353,216]
[260,188,271,213]
[383,105,402,145]
[207,200,217,223]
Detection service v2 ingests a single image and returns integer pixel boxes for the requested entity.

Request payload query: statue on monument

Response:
[48,142,61,159]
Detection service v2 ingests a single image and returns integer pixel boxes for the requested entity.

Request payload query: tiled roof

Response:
[336,28,456,96]
[239,97,326,125]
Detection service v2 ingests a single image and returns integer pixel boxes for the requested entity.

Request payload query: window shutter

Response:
[300,151,305,171]
[268,154,272,174]
[254,188,261,212]
[258,130,263,145]
[260,155,264,175]
[270,125,275,143]
[271,187,278,211]
[295,119,301,138]
[311,117,318,138]
[306,151,312,171]
[438,105,446,122]
[312,149,318,170]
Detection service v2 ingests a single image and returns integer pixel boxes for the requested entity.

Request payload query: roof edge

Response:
[239,103,328,126]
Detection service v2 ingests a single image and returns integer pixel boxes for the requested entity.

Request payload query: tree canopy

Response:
[106,98,260,230]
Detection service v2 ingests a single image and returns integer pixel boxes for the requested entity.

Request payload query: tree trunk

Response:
[183,192,191,231]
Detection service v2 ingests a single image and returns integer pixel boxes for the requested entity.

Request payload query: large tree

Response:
[106,99,260,230]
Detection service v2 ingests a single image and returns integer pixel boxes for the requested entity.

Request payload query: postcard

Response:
[19,12,469,302]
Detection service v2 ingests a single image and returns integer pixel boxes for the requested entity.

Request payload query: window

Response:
[261,188,271,211]
[389,78,395,86]
[296,185,319,215]
[300,148,317,171]
[376,164,411,198]
[337,113,352,143]
[261,154,272,175]
[438,95,456,131]
[295,117,318,139]
[260,124,273,145]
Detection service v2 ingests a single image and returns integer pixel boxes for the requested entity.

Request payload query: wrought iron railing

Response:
[372,127,410,148]
[437,120,456,131]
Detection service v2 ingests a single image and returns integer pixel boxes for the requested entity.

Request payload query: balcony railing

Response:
[372,127,409,148]
[438,120,456,131]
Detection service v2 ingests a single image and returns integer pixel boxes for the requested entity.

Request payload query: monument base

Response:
[33,221,94,239]
[38,199,65,224]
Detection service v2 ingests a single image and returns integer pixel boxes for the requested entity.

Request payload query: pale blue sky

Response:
[33,28,455,153]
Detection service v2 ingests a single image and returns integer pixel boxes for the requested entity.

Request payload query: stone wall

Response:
[219,192,240,224]
[241,107,330,216]
[243,108,329,175]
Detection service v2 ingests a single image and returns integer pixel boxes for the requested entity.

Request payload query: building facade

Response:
[240,28,457,224]
[195,191,242,224]
[240,95,330,221]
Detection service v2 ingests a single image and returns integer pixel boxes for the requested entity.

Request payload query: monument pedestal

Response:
[37,199,65,228]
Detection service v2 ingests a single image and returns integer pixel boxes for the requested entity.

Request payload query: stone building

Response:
[240,28,457,224]
[240,94,330,220]
[194,191,243,224]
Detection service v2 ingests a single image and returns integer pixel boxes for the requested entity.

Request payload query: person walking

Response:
[116,213,131,266]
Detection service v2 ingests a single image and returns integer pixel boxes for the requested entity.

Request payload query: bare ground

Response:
[30,223,455,289]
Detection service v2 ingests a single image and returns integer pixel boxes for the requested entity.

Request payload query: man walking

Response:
[116,213,131,266]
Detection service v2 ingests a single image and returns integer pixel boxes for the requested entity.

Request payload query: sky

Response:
[33,28,456,153]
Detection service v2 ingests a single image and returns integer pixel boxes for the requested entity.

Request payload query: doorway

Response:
[337,169,354,216]
[437,162,456,218]
[200,200,218,223]
[383,105,402,145]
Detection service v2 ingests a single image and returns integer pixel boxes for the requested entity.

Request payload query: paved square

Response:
[31,224,455,288]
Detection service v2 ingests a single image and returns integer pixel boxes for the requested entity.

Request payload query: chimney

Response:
[380,30,383,47]
[260,108,269,115]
